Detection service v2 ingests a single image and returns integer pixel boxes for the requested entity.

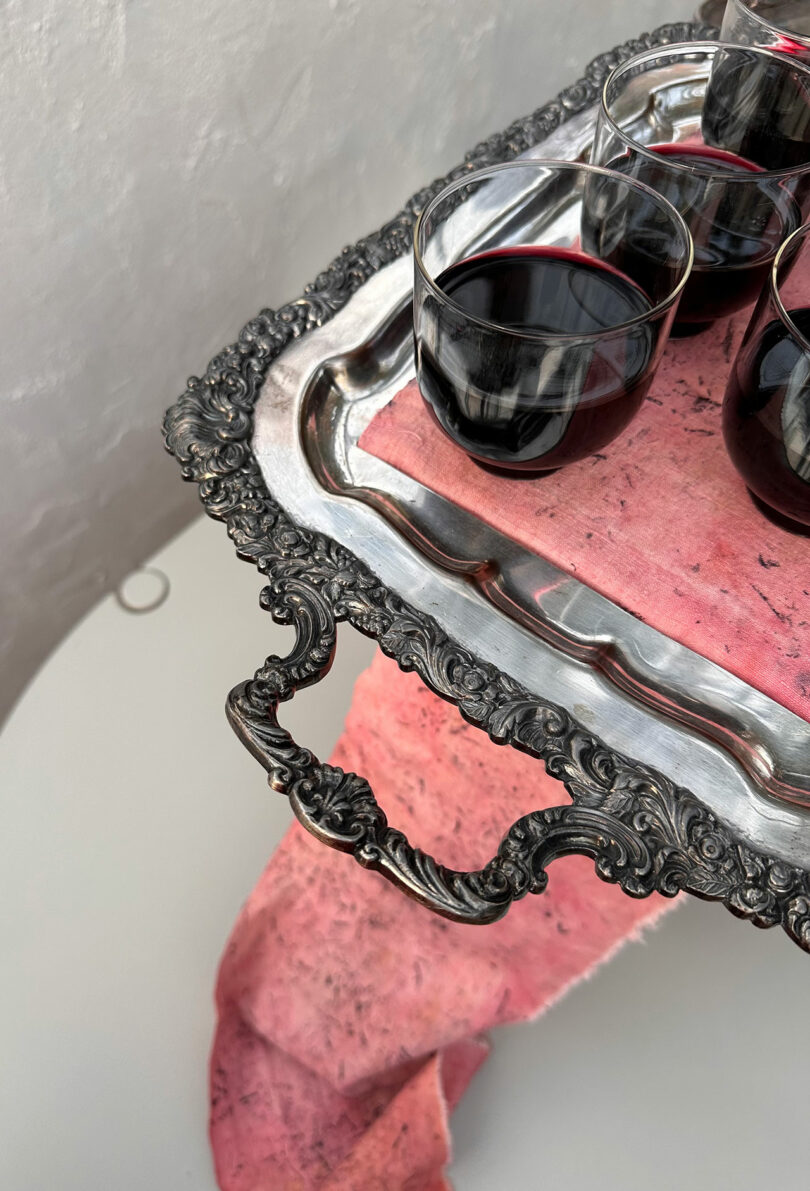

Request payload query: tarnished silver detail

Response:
[165,23,810,952]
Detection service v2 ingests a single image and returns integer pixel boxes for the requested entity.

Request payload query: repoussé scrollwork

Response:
[164,22,810,952]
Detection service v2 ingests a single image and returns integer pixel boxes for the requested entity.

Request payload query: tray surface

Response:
[255,103,810,835]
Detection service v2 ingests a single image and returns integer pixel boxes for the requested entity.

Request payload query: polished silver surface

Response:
[253,107,810,867]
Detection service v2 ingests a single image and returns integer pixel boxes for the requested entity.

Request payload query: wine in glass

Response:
[589,42,810,336]
[413,160,692,474]
[723,218,810,530]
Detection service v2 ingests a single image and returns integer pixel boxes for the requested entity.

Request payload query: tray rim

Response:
[164,20,810,951]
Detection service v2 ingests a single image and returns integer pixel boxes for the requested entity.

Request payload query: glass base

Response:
[748,490,810,536]
[471,457,560,479]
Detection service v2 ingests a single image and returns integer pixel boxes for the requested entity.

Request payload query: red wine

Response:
[776,34,810,60]
[592,144,801,330]
[652,142,764,169]
[723,307,810,528]
[702,46,810,171]
[417,247,656,473]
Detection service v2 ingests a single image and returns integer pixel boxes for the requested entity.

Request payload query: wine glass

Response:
[413,160,692,475]
[590,42,810,336]
[723,218,810,530]
[719,0,810,59]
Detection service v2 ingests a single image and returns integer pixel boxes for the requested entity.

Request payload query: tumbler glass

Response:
[590,42,810,335]
[720,0,810,59]
[723,218,810,530]
[413,160,692,474]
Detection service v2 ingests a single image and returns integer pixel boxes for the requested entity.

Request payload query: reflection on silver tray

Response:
[254,97,810,869]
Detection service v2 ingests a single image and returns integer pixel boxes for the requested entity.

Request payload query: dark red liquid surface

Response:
[723,306,810,528]
[594,144,801,330]
[417,247,656,472]
[652,142,764,171]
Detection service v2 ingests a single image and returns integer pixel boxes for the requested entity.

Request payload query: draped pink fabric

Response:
[360,313,810,722]
[211,655,673,1189]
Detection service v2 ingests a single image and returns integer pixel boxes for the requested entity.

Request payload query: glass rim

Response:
[726,0,810,46]
[413,158,694,345]
[601,39,810,181]
[770,218,810,353]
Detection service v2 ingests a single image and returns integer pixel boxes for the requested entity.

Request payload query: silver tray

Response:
[254,98,810,863]
[166,22,810,947]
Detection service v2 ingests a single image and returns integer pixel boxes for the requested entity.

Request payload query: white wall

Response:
[1,0,696,721]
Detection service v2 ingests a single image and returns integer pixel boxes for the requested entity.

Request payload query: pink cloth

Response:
[359,315,810,723]
[211,654,673,1190]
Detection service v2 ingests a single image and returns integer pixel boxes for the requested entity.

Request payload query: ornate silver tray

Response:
[165,22,810,952]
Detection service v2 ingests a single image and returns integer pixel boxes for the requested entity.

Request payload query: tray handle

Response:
[227,674,527,925]
[220,573,810,944]
[225,621,669,926]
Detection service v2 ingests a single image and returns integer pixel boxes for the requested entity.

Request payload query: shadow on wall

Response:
[0,0,698,724]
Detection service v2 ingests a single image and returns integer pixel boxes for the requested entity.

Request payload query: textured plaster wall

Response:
[1,0,694,722]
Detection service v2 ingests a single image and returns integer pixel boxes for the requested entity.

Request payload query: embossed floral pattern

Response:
[164,24,810,953]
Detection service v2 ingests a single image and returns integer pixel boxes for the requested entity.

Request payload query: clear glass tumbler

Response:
[723,218,810,530]
[413,160,692,474]
[720,0,810,59]
[590,42,810,335]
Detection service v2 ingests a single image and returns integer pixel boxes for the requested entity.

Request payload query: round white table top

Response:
[1,516,807,1190]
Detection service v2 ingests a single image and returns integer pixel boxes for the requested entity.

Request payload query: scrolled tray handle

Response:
[223,580,810,940]
[227,671,522,925]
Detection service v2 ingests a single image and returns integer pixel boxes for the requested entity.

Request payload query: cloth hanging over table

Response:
[210,653,673,1190]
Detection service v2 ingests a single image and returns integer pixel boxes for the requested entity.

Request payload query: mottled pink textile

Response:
[359,314,810,722]
[211,654,673,1190]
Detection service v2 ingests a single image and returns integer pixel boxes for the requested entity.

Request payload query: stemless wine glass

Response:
[723,218,810,529]
[590,42,810,336]
[720,0,810,59]
[412,160,692,475]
